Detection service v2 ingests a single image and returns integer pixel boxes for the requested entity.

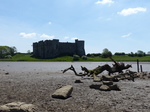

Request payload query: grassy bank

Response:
[0,54,150,62]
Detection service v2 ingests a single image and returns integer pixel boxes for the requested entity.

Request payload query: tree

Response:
[27,50,31,54]
[147,51,150,56]
[136,50,145,57]
[11,46,17,54]
[0,46,17,58]
[101,48,112,58]
[128,52,134,57]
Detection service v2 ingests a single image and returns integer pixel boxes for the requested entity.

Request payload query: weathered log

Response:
[81,64,112,77]
[62,58,133,82]
[109,57,132,74]
[62,65,86,76]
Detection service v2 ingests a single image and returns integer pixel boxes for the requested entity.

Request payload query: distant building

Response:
[33,39,85,59]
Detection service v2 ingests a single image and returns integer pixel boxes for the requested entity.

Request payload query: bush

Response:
[128,52,134,57]
[87,53,101,57]
[73,55,80,61]
[82,55,87,60]
[4,55,12,59]
[114,52,125,56]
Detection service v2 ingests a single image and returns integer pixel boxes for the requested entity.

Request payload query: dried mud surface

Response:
[0,62,150,112]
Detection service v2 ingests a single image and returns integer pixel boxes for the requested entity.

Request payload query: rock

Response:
[112,78,120,82]
[110,84,121,91]
[89,84,101,90]
[101,75,113,81]
[5,72,9,75]
[0,102,36,112]
[74,80,83,83]
[52,85,73,99]
[102,81,113,85]
[99,85,111,91]
[93,76,101,82]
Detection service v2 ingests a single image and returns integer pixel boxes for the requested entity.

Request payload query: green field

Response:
[0,54,150,62]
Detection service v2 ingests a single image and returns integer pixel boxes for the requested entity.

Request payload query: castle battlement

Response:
[33,39,85,59]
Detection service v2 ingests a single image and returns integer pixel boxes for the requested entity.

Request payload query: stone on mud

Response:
[0,102,36,112]
[110,84,121,91]
[89,84,101,90]
[93,76,101,82]
[74,80,83,83]
[99,85,111,91]
[102,81,113,85]
[52,85,73,99]
[101,75,113,81]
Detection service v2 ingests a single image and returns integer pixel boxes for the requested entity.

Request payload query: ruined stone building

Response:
[33,39,85,59]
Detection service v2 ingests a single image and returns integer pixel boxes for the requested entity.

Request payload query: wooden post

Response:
[137,59,139,72]
[140,65,143,72]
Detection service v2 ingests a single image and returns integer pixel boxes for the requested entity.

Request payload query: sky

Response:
[0,0,150,54]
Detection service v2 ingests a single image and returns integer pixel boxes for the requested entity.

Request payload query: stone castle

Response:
[33,39,85,59]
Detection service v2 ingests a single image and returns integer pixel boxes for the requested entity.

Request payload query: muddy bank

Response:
[0,62,150,112]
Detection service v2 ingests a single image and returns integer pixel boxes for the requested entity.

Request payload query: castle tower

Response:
[75,39,85,56]
[33,42,38,57]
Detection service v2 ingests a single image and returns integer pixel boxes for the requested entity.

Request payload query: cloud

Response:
[71,37,78,40]
[118,7,147,16]
[63,36,78,40]
[19,32,55,40]
[20,32,36,38]
[40,34,54,39]
[121,33,132,38]
[95,0,114,5]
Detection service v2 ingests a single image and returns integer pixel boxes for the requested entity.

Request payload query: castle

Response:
[33,39,85,59]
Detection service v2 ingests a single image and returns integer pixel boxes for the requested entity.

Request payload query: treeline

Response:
[115,50,148,57]
[87,49,150,58]
[0,46,17,58]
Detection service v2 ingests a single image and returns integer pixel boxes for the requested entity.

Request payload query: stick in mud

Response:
[137,59,139,72]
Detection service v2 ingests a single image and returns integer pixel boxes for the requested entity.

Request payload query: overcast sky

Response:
[0,0,150,54]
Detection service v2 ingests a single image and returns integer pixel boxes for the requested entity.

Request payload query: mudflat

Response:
[0,62,150,112]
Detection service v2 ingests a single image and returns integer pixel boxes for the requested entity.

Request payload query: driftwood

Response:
[62,58,134,82]
[62,64,112,77]
[62,62,132,77]
[62,65,87,76]
[62,65,135,82]
[109,57,132,74]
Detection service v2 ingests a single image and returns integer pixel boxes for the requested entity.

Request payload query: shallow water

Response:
[0,61,150,73]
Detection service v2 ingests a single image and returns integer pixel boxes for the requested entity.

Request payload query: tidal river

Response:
[0,62,150,73]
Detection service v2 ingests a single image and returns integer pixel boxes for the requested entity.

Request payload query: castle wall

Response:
[44,40,53,58]
[59,42,76,56]
[33,39,85,59]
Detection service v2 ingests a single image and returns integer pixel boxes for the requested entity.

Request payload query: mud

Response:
[0,62,150,112]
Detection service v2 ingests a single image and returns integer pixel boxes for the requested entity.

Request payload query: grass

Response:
[0,54,74,61]
[0,54,150,62]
